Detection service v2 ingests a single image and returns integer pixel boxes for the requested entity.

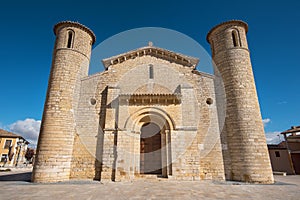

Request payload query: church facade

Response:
[32,20,274,183]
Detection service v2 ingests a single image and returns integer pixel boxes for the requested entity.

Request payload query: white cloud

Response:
[9,118,41,147]
[265,131,283,144]
[262,118,283,144]
[262,118,271,127]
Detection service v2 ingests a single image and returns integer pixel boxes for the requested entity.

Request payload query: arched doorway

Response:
[140,122,162,175]
[123,108,174,178]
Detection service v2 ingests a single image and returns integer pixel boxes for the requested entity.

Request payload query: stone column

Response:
[207,20,274,183]
[161,129,167,177]
[32,21,95,183]
[101,86,120,181]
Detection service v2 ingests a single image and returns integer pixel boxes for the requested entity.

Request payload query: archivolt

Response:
[124,107,175,132]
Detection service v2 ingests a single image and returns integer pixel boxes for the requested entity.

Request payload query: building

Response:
[268,144,294,174]
[32,20,274,183]
[0,129,29,167]
[268,126,300,175]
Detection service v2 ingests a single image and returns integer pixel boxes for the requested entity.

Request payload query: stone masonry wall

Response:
[35,20,274,183]
[32,22,94,183]
[71,55,225,181]
[207,20,274,183]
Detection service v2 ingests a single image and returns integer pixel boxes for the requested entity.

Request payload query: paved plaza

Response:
[0,168,299,200]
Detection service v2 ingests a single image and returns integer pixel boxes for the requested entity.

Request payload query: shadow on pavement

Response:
[0,172,32,182]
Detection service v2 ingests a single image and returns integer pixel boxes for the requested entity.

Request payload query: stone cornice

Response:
[54,21,96,45]
[119,93,181,98]
[119,93,182,105]
[206,20,248,43]
[102,46,199,69]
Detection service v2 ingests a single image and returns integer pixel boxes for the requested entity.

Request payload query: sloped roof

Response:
[102,45,199,69]
[0,129,24,139]
[281,126,300,134]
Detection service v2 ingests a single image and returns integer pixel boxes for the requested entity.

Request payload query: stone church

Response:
[32,20,274,183]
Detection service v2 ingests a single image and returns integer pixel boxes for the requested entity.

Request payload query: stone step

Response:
[273,171,287,176]
[138,174,159,179]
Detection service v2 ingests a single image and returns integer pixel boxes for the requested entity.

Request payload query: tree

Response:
[25,148,35,162]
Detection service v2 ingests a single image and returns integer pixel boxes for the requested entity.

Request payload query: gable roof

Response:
[0,129,23,139]
[102,45,199,69]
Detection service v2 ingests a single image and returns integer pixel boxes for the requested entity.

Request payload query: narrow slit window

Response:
[232,30,240,47]
[67,31,74,48]
[275,151,280,157]
[149,64,154,79]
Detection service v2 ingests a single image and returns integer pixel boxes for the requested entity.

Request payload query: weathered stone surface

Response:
[32,22,94,183]
[207,20,274,183]
[32,20,273,184]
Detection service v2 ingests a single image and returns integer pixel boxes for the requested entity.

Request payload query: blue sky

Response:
[0,0,299,145]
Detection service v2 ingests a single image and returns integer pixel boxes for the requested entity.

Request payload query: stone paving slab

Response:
[0,169,299,200]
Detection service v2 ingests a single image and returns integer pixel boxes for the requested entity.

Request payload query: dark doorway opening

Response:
[140,122,162,175]
[292,153,300,174]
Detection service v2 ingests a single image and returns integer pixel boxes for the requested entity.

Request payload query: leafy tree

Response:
[25,148,35,161]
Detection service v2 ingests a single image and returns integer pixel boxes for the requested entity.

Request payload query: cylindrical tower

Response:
[32,21,95,182]
[207,20,274,183]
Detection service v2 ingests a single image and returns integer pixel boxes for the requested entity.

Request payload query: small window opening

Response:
[275,151,280,157]
[149,64,154,79]
[232,30,240,47]
[1,154,8,162]
[206,98,213,105]
[4,140,12,149]
[67,31,74,48]
[90,98,96,105]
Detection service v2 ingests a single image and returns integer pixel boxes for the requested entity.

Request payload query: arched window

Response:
[232,30,241,47]
[67,30,74,48]
[149,64,154,79]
